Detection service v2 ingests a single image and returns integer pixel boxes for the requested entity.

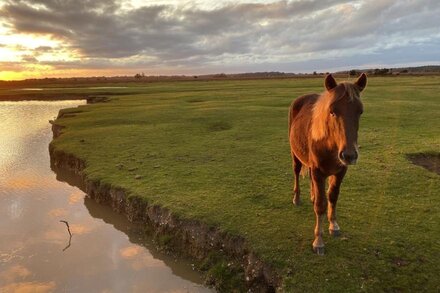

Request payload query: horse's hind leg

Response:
[327,167,347,237]
[292,154,302,206]
[310,168,315,203]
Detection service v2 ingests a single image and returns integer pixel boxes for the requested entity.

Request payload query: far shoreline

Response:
[0,93,87,102]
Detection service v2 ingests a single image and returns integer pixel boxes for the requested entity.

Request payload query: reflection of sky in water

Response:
[15,86,128,91]
[0,101,81,177]
[0,101,212,292]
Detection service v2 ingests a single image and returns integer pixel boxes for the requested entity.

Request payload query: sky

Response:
[0,0,439,80]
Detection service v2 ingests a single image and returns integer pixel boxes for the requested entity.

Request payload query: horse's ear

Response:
[355,73,367,92]
[325,74,337,91]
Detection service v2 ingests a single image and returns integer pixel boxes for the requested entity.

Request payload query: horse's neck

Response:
[311,94,331,141]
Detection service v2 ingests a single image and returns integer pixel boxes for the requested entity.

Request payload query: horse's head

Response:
[324,73,367,165]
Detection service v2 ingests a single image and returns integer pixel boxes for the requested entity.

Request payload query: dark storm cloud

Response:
[0,0,439,72]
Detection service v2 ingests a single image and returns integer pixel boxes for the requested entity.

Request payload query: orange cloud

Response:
[119,245,142,259]
[2,176,60,191]
[0,281,56,293]
[0,265,31,283]
[119,245,165,270]
[68,190,84,205]
[69,224,93,235]
[47,208,68,218]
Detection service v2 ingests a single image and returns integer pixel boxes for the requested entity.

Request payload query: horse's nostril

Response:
[339,151,345,160]
[342,152,357,163]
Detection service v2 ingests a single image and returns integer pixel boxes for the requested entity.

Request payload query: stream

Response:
[0,100,212,292]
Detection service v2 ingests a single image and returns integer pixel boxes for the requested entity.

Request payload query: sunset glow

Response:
[0,0,439,80]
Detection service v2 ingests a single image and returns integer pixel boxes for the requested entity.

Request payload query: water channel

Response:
[0,100,212,292]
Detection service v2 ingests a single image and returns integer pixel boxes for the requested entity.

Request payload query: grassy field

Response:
[40,76,439,291]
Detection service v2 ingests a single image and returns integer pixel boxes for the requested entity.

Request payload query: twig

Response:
[60,220,72,237]
[60,220,73,252]
[62,235,72,252]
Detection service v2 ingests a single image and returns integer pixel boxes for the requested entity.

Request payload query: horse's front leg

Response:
[327,167,347,236]
[311,168,327,255]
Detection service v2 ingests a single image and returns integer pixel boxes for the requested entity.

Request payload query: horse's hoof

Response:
[329,229,341,237]
[313,246,325,255]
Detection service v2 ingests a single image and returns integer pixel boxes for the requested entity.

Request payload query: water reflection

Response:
[0,101,212,292]
[0,281,56,293]
[15,86,128,91]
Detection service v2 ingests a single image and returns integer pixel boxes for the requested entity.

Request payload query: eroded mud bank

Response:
[49,109,281,292]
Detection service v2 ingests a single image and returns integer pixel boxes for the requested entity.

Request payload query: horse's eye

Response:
[330,111,336,117]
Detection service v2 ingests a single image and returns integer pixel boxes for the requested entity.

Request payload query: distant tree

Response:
[313,71,317,75]
[349,69,357,76]
[135,73,142,79]
[373,68,390,75]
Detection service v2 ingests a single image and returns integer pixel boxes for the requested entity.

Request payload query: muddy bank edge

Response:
[49,108,281,292]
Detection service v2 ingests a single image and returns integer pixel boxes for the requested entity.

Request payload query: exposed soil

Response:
[407,153,440,175]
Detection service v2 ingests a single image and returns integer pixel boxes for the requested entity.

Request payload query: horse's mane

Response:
[311,82,361,141]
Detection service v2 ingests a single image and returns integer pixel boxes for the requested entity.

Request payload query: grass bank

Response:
[49,76,440,291]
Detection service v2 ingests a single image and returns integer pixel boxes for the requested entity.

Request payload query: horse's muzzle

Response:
[339,150,358,165]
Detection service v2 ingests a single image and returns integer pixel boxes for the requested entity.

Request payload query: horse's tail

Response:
[300,167,310,178]
[288,100,295,138]
[289,98,310,178]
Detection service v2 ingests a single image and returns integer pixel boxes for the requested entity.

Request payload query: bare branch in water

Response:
[60,220,73,251]
[63,235,72,252]
[60,220,72,237]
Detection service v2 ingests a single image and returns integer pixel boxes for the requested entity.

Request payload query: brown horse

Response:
[288,73,367,255]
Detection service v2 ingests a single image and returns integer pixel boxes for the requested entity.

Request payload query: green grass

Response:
[49,76,440,291]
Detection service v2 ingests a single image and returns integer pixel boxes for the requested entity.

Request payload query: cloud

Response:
[0,265,31,283]
[0,0,439,75]
[21,54,38,62]
[0,281,56,293]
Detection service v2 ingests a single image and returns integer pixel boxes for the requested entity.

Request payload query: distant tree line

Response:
[134,72,145,79]
[347,68,414,76]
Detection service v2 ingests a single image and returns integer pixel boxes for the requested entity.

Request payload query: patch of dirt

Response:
[208,121,232,132]
[407,152,440,175]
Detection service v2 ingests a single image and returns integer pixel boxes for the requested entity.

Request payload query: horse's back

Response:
[288,94,319,165]
[289,94,319,121]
